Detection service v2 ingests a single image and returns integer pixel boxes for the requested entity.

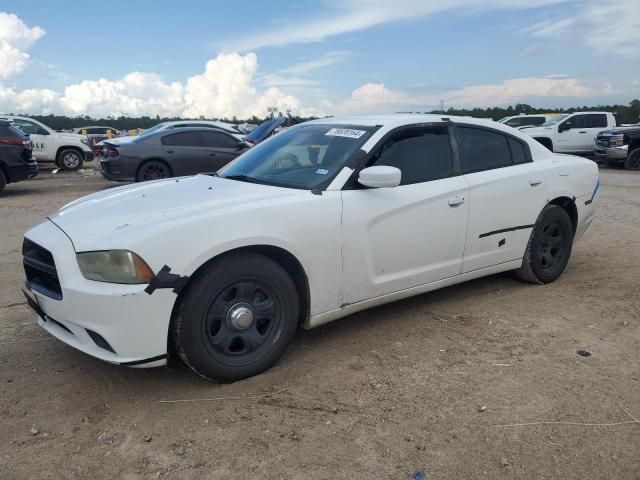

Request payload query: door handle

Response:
[448,196,465,207]
[578,131,587,134]
[166,150,174,154]
[209,153,217,156]
[529,178,542,186]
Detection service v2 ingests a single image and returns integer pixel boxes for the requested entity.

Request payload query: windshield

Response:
[219,123,377,190]
[542,114,569,126]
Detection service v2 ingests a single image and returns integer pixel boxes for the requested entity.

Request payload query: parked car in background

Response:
[497,114,558,129]
[0,119,38,193]
[0,115,94,170]
[594,124,640,170]
[71,126,123,137]
[521,112,616,154]
[22,114,599,381]
[98,127,251,182]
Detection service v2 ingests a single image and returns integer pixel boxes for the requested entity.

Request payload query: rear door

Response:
[341,124,470,303]
[456,125,549,272]
[200,131,245,171]
[160,131,206,175]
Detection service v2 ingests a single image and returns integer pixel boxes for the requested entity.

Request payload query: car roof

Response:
[307,114,507,129]
[155,126,237,136]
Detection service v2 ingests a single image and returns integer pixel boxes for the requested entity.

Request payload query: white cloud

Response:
[0,12,45,80]
[525,0,640,57]
[0,52,300,119]
[218,0,568,51]
[333,76,616,114]
[280,51,352,75]
[0,40,29,79]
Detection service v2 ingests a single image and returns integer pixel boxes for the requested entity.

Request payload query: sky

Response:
[0,0,638,119]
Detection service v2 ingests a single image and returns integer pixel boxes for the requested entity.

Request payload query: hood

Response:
[48,174,301,251]
[598,125,640,136]
[244,117,285,145]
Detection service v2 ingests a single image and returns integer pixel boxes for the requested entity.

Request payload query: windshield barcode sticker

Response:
[325,128,367,139]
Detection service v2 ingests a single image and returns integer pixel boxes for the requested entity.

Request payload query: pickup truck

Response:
[0,116,94,170]
[521,112,616,155]
[594,124,640,170]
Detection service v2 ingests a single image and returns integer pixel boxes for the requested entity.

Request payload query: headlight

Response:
[76,250,154,284]
[80,138,89,146]
[610,134,625,146]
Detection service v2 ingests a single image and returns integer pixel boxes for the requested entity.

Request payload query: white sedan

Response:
[22,115,599,381]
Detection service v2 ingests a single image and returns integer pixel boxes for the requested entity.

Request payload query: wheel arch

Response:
[167,244,310,357]
[55,145,84,160]
[548,196,578,234]
[0,162,10,183]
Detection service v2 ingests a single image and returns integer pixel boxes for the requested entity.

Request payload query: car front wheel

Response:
[516,204,574,284]
[173,253,300,382]
[625,149,640,171]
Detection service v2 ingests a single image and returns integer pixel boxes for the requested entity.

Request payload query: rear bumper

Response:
[8,161,38,183]
[22,219,176,368]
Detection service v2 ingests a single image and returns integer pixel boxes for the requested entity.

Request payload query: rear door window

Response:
[457,127,512,173]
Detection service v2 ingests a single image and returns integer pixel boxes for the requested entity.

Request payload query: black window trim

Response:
[343,121,458,190]
[451,123,533,175]
[161,130,205,147]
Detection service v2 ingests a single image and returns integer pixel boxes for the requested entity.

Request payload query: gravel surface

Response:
[1,167,639,479]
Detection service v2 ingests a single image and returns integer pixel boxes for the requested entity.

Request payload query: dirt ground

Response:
[1,167,639,480]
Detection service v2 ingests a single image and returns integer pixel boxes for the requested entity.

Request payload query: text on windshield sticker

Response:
[325,128,367,139]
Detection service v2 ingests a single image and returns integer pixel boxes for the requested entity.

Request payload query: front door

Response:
[341,125,469,304]
[556,114,608,153]
[200,130,244,171]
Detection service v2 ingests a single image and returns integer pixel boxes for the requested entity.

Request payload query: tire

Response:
[57,149,83,171]
[625,149,640,171]
[0,170,6,193]
[136,160,171,182]
[173,253,300,382]
[515,204,574,284]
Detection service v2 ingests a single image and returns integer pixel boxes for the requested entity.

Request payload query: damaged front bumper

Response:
[22,219,177,367]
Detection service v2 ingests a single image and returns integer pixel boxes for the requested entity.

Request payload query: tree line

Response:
[11,99,640,131]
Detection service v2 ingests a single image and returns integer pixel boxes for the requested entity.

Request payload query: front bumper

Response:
[22,219,177,367]
[594,144,627,162]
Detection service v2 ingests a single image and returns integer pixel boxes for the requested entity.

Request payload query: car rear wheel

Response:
[136,160,171,182]
[515,204,574,284]
[57,149,83,171]
[625,149,640,171]
[173,253,299,382]
[0,170,6,193]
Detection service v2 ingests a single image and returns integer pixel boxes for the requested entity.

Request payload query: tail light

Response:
[0,138,31,148]
[105,147,119,157]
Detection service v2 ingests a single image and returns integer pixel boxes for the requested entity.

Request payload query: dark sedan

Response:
[98,127,250,182]
[0,119,38,193]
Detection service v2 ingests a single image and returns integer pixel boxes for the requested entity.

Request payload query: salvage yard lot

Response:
[1,168,639,479]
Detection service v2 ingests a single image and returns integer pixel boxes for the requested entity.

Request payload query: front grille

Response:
[23,238,62,300]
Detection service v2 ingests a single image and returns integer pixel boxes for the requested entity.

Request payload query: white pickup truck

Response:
[0,116,94,170]
[521,112,616,154]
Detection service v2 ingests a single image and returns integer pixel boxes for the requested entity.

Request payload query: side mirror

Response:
[558,122,571,132]
[358,166,401,188]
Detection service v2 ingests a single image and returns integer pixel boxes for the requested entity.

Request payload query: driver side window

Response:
[373,126,453,186]
[14,120,47,136]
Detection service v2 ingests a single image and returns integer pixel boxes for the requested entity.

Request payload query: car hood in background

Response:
[244,117,285,145]
[48,174,303,251]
